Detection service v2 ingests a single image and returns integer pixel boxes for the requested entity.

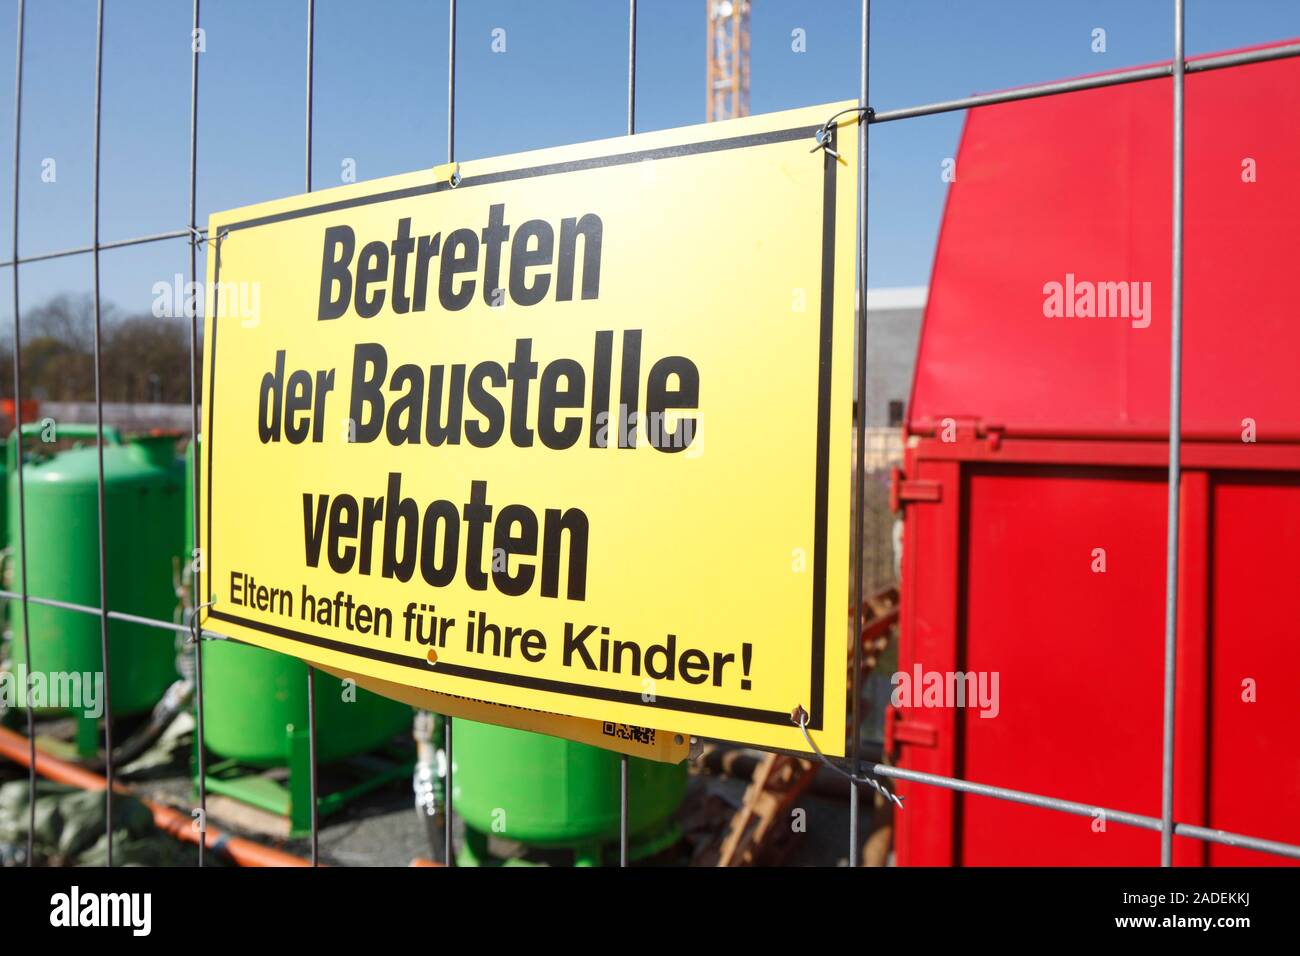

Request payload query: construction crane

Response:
[706,0,751,122]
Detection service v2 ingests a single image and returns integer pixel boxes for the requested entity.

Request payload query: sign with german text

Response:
[200,101,857,754]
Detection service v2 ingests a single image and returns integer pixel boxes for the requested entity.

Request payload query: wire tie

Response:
[186,598,217,645]
[189,227,229,249]
[810,106,873,156]
[791,704,904,810]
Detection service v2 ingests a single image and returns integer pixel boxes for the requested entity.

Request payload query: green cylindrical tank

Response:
[452,720,687,859]
[0,451,7,627]
[184,442,410,765]
[8,425,183,716]
[200,642,416,765]
[0,451,8,551]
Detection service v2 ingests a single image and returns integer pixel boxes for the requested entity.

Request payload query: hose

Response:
[70,677,193,773]
[0,723,311,867]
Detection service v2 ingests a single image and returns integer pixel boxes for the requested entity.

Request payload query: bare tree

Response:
[0,293,198,408]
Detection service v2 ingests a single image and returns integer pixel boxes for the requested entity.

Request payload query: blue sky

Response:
[0,0,1296,319]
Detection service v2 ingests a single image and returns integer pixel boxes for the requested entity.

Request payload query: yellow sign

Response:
[318,664,693,764]
[200,101,857,755]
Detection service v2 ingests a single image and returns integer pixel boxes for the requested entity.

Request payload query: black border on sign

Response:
[205,122,838,732]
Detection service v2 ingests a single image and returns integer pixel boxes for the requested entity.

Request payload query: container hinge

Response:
[894,477,942,506]
[886,708,939,749]
[923,417,1004,449]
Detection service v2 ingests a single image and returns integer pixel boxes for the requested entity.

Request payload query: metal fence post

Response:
[443,0,457,868]
[619,0,637,871]
[848,0,871,869]
[1160,0,1186,868]
[187,0,207,869]
[304,0,321,870]
[90,0,116,868]
[8,0,34,870]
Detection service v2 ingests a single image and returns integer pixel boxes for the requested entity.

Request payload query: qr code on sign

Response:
[602,722,657,746]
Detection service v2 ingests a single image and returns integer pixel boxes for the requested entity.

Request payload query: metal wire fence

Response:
[1,0,1299,868]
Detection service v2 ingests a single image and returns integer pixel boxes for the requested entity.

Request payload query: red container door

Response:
[895,454,1300,866]
[1206,475,1300,865]
[955,464,1167,864]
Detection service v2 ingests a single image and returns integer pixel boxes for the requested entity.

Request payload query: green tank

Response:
[184,442,410,766]
[453,720,688,865]
[0,451,8,550]
[7,424,183,717]
[0,451,7,628]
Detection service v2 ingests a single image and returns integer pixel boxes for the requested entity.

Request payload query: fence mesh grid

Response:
[2,0,1298,868]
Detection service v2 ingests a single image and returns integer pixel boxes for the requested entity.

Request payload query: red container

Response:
[0,398,39,434]
[889,42,1300,866]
